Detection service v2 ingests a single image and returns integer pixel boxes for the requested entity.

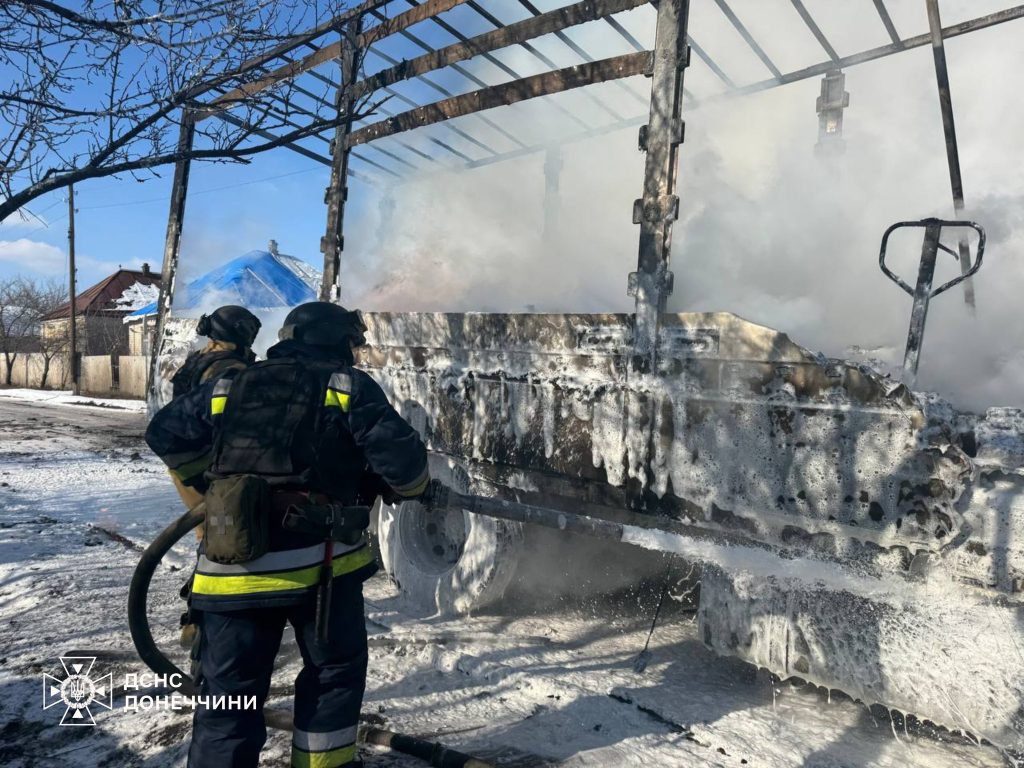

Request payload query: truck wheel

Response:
[376,458,524,616]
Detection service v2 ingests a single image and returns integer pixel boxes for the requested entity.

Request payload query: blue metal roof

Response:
[132,250,320,316]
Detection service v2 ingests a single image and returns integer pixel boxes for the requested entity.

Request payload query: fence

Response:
[1,354,148,399]
[2,353,68,390]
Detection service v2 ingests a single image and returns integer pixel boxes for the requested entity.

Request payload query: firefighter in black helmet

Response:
[145,302,429,768]
[171,305,262,399]
[168,305,262,544]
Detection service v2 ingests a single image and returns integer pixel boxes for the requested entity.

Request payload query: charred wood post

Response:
[320,19,362,303]
[148,114,196,404]
[629,0,690,368]
[926,0,975,311]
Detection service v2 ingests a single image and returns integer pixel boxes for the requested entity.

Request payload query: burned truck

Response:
[148,0,1024,754]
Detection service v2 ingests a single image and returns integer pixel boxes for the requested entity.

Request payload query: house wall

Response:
[42,316,130,356]
[127,316,157,356]
[82,316,130,356]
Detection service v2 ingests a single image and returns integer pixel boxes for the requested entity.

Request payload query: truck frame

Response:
[148,0,1024,752]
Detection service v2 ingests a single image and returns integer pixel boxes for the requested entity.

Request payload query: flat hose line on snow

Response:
[127,507,495,768]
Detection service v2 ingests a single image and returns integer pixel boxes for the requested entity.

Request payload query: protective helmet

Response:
[278,301,367,349]
[196,305,262,348]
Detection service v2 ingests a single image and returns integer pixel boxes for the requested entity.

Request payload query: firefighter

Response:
[171,305,262,399]
[168,305,263,517]
[145,301,429,768]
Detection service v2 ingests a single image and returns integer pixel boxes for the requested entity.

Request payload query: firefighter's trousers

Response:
[187,579,367,768]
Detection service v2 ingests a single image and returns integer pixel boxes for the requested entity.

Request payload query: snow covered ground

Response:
[0,392,1011,767]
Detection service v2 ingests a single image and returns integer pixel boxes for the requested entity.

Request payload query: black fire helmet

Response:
[278,301,367,350]
[196,305,262,348]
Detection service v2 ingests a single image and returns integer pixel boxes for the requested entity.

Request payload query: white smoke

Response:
[337,0,1024,412]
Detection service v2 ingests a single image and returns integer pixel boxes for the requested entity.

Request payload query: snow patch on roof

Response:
[113,282,160,312]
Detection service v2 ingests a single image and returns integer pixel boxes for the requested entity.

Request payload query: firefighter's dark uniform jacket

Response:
[171,340,256,400]
[145,339,429,612]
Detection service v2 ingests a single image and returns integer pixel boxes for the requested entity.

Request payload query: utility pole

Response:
[67,184,79,396]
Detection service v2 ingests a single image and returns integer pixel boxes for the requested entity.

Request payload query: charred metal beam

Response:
[213,112,331,167]
[359,0,469,47]
[458,117,641,171]
[687,37,734,88]
[926,0,975,310]
[603,10,645,51]
[630,0,689,366]
[359,25,530,149]
[385,5,1024,180]
[215,108,391,180]
[321,21,362,303]
[149,115,195,403]
[711,0,781,79]
[347,52,651,148]
[213,83,400,179]
[189,0,393,106]
[901,222,941,387]
[387,3,592,130]
[204,0,471,115]
[789,0,839,61]
[719,5,1024,100]
[284,46,503,162]
[872,0,902,45]
[350,0,650,102]
[458,0,626,121]
[512,0,648,108]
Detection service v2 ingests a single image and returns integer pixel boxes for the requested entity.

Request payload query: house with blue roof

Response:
[127,241,321,355]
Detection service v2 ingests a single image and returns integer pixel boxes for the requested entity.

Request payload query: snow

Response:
[113,282,161,313]
[0,387,147,413]
[0,397,1011,766]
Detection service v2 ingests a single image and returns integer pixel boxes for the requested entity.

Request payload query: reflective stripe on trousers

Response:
[291,725,358,767]
[186,581,368,768]
[192,540,373,597]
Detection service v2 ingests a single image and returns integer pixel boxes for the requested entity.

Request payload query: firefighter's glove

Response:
[359,472,402,506]
[420,479,451,511]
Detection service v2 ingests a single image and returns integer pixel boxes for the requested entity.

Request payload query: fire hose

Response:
[126,504,494,768]
[127,483,730,765]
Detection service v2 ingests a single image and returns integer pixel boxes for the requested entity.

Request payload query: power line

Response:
[44,164,328,221]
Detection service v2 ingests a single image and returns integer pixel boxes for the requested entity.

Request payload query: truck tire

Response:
[376,457,524,616]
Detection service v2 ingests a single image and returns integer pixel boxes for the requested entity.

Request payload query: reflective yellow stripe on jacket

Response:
[324,372,352,412]
[210,377,233,416]
[192,540,373,597]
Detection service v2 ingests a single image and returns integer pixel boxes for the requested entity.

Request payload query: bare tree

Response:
[0,0,376,223]
[0,277,69,387]
[33,279,70,388]
[0,278,39,385]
